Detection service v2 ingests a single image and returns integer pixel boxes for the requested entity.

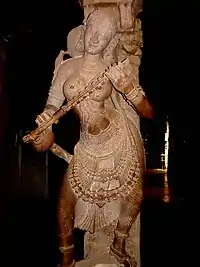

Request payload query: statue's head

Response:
[84,9,117,55]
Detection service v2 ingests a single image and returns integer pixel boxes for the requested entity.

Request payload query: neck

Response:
[84,52,102,64]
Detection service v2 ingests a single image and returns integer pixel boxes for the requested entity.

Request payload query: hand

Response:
[32,129,55,152]
[105,59,134,94]
[35,110,52,126]
[33,108,55,151]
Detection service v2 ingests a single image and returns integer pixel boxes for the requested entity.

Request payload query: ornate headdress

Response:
[81,0,143,31]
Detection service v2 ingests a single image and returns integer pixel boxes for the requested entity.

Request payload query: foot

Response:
[112,236,126,255]
[110,237,137,267]
[59,245,75,267]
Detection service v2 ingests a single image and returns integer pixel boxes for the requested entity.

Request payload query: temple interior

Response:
[0,1,195,267]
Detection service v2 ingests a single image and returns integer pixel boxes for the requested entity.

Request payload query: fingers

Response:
[34,132,44,144]
[105,59,132,90]
[117,60,132,77]
[119,58,130,68]
[35,116,43,125]
[111,66,123,77]
[115,65,127,77]
[105,68,118,82]
[105,65,124,81]
[35,111,52,126]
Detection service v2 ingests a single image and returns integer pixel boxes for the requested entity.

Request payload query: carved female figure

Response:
[30,8,153,267]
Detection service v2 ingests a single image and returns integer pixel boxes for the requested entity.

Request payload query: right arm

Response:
[40,65,66,117]
[35,61,72,124]
[33,62,70,151]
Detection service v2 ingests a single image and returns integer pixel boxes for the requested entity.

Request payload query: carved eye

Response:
[70,85,74,89]
[96,86,102,91]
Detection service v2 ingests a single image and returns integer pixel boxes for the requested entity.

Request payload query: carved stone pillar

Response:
[82,0,143,31]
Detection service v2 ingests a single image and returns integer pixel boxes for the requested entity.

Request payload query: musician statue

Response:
[23,3,153,267]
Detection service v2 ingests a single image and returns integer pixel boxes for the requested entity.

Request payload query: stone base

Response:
[75,214,140,267]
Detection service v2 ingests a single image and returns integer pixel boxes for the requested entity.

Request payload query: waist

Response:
[80,110,124,144]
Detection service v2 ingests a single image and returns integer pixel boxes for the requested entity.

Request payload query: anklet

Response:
[59,244,74,254]
[114,229,129,239]
[126,85,143,105]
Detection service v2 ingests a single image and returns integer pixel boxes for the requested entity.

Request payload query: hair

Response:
[86,8,118,39]
[67,25,85,56]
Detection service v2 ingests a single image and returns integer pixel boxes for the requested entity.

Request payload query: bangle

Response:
[126,85,143,105]
[59,244,74,254]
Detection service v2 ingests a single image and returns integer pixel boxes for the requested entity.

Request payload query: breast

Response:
[90,80,112,102]
[63,73,87,101]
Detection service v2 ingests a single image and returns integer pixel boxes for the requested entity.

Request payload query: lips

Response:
[89,41,99,47]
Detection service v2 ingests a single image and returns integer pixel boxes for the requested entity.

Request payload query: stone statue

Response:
[23,3,153,267]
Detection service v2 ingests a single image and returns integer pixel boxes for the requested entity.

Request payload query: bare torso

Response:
[63,56,117,137]
[62,56,144,234]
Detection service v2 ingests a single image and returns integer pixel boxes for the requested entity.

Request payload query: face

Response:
[84,10,117,55]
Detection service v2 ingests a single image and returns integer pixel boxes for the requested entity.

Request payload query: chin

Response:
[86,48,102,55]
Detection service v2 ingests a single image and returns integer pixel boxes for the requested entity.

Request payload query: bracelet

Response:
[114,229,129,239]
[126,85,143,105]
[59,244,74,254]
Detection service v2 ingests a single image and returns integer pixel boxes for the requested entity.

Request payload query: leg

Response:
[111,179,142,267]
[58,172,76,267]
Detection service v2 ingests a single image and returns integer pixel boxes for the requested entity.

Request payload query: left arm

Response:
[123,84,154,119]
[135,96,154,119]
[105,59,154,119]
